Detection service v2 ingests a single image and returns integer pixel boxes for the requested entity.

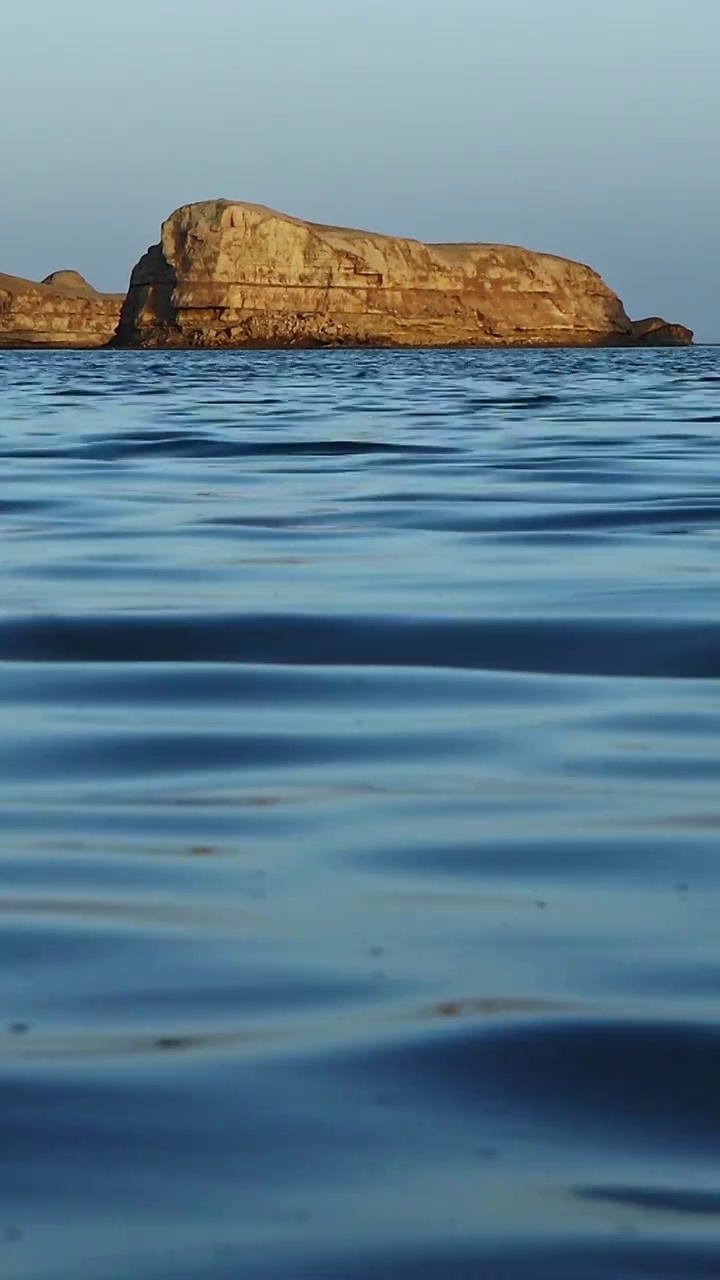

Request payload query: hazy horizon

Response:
[2,0,718,340]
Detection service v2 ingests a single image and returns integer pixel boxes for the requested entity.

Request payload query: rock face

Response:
[116,200,692,349]
[0,271,123,348]
[630,317,694,347]
[41,269,103,299]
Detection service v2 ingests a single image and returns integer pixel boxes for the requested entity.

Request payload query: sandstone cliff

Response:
[115,200,692,349]
[0,271,123,348]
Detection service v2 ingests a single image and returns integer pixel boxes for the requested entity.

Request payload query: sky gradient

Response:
[2,0,717,339]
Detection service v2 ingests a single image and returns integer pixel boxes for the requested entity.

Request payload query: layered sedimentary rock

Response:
[0,271,123,348]
[630,316,694,347]
[116,200,692,349]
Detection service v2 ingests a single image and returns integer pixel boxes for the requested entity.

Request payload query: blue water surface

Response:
[1,346,720,1279]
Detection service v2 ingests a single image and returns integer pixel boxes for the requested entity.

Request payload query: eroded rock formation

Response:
[0,271,123,348]
[115,200,692,349]
[630,317,694,347]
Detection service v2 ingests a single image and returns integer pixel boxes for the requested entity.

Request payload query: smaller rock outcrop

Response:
[630,317,694,347]
[0,271,123,348]
[41,270,102,299]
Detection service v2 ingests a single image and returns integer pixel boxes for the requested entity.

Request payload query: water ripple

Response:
[1,346,720,1279]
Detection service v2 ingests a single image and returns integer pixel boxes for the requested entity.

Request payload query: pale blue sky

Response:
[2,0,718,339]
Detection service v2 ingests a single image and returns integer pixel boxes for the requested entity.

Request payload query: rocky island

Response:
[0,270,123,348]
[0,202,692,349]
[115,200,693,349]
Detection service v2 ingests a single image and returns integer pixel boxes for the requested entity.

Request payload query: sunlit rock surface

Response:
[116,200,692,349]
[0,271,123,348]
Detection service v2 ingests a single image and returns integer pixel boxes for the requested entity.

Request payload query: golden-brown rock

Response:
[115,200,692,349]
[0,271,123,348]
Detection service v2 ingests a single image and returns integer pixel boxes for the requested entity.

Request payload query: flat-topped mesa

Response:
[115,200,692,349]
[0,271,123,348]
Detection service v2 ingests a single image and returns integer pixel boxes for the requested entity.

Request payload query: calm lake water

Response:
[2,346,720,1279]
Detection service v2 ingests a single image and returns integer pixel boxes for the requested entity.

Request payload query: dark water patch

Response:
[391,501,720,534]
[292,1242,720,1280]
[579,1185,720,1217]
[0,719,486,785]
[351,830,720,884]
[0,435,455,462]
[2,611,720,678]
[0,498,62,515]
[348,1016,720,1152]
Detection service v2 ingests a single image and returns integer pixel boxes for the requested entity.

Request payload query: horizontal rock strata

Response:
[115,200,692,349]
[0,272,123,348]
[630,317,694,346]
